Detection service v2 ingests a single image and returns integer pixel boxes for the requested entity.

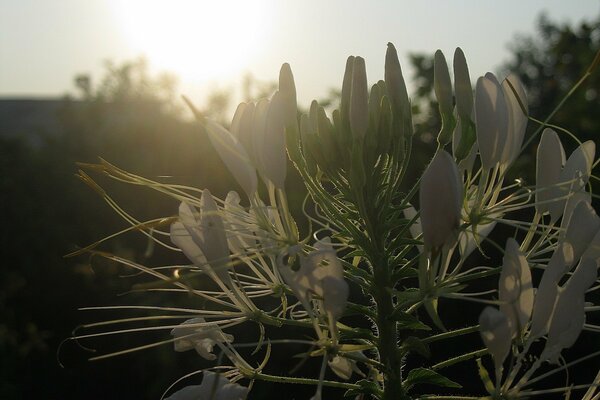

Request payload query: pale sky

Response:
[1,0,599,108]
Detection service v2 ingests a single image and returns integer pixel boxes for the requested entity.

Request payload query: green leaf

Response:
[344,379,382,399]
[403,368,462,391]
[398,336,431,359]
[389,310,431,331]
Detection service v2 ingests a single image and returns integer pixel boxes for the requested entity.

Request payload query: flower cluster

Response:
[70,43,600,399]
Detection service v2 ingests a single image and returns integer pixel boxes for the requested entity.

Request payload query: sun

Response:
[111,0,269,83]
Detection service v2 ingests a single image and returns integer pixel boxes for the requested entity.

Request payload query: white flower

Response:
[165,371,247,400]
[170,318,234,361]
[479,306,512,373]
[280,238,349,321]
[419,150,462,250]
[498,238,533,337]
[328,353,365,380]
[171,192,231,284]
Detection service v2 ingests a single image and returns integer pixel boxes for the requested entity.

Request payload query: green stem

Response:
[372,255,407,400]
[431,348,487,371]
[248,372,360,390]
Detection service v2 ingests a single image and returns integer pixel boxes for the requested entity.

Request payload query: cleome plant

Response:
[68,43,600,399]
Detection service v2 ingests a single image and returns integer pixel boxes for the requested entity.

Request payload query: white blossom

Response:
[165,371,247,400]
[170,318,234,361]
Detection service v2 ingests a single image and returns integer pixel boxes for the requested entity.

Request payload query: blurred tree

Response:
[502,13,600,147]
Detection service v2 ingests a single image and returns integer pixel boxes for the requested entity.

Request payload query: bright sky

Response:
[1,0,598,108]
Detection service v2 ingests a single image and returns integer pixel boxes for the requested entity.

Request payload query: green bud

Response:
[340,56,355,128]
[385,43,412,137]
[434,50,456,145]
[279,63,298,129]
[453,48,473,122]
[350,57,369,140]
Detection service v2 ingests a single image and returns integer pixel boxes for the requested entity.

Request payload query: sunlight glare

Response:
[111,0,270,83]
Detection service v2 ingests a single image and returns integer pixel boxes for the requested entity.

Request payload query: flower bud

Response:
[434,50,455,145]
[340,56,355,127]
[230,101,257,166]
[279,63,298,128]
[350,57,369,140]
[501,74,528,166]
[419,151,462,250]
[252,93,287,188]
[453,47,473,122]
[474,73,509,170]
[385,42,411,137]
[204,118,257,197]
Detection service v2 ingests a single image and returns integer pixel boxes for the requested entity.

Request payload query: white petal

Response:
[231,102,257,166]
[170,318,234,361]
[170,221,207,268]
[329,356,353,380]
[458,220,496,258]
[199,190,230,270]
[560,198,600,262]
[254,93,287,188]
[479,307,512,372]
[530,243,574,338]
[223,191,255,254]
[535,128,565,217]
[499,238,533,337]
[542,258,597,363]
[560,140,595,187]
[205,119,257,196]
[200,371,248,400]
[403,204,423,252]
[322,276,349,320]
